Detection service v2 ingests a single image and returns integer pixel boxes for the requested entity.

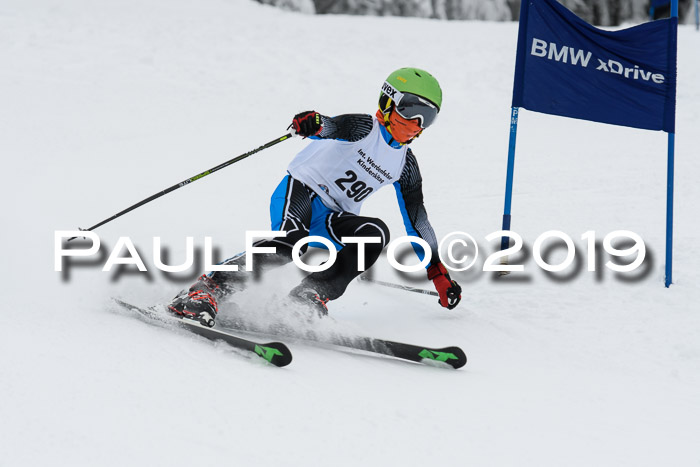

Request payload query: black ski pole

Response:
[69,133,294,241]
[357,274,439,297]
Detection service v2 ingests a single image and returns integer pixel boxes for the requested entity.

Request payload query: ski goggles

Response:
[383,82,439,129]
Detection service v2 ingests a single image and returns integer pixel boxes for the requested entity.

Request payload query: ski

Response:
[112,298,293,367]
[348,336,467,369]
[226,323,467,369]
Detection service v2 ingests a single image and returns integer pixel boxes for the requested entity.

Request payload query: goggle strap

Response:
[381,81,405,105]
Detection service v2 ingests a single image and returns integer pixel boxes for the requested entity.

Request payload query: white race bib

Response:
[287,117,408,214]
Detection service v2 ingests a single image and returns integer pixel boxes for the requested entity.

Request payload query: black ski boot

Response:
[288,284,330,318]
[168,274,221,327]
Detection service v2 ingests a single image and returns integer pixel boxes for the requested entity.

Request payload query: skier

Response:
[169,67,462,326]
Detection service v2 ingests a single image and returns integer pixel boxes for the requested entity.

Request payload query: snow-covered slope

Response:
[2,1,699,465]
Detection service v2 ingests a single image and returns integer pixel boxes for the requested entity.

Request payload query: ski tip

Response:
[255,342,293,367]
[448,347,468,369]
[111,297,130,308]
[419,346,467,369]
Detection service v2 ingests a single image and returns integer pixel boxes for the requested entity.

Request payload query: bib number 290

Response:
[334,170,373,202]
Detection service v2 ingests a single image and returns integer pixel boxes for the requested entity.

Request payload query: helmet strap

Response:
[376,96,394,134]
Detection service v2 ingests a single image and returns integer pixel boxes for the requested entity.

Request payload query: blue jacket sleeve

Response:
[393,149,440,268]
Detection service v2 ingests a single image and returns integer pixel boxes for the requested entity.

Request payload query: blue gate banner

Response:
[512,0,677,132]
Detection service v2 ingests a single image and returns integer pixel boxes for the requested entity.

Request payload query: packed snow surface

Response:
[2,1,699,466]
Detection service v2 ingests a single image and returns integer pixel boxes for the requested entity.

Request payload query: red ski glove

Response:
[427,263,462,310]
[290,110,322,137]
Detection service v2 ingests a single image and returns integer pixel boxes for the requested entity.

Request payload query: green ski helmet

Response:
[379,67,442,129]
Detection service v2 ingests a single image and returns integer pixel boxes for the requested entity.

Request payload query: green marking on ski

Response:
[190,170,211,182]
[418,349,458,362]
[255,345,283,363]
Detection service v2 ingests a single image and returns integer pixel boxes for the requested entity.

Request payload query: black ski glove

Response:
[290,110,322,137]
